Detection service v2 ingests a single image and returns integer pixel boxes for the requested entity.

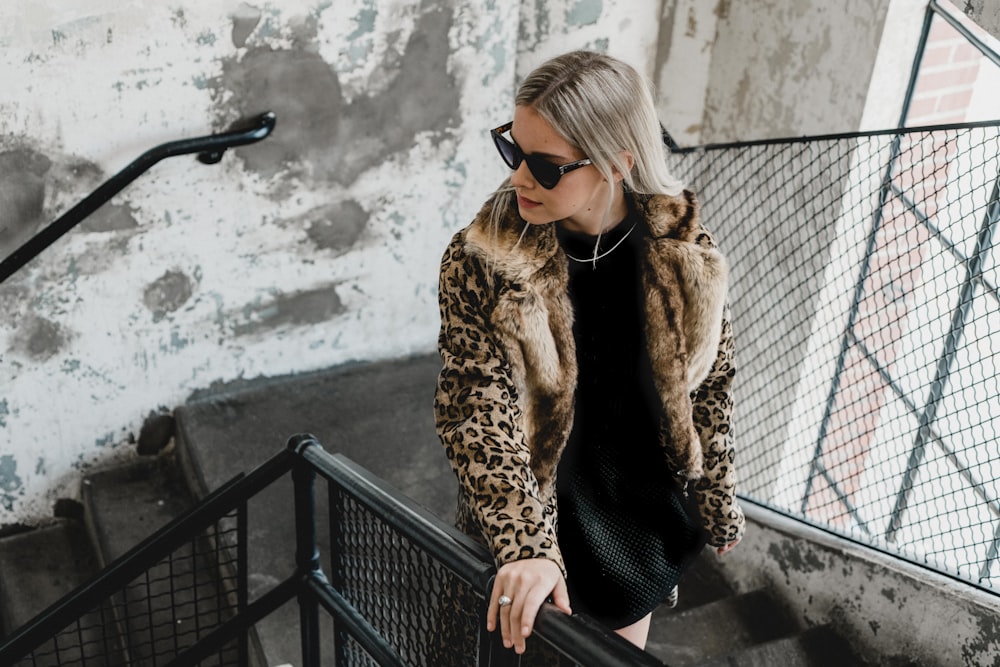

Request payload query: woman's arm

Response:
[434,232,565,572]
[436,233,572,652]
[690,303,746,549]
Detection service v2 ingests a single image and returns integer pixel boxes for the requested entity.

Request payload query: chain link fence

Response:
[668,120,1000,591]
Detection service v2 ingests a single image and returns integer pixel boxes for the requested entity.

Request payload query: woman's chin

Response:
[517,205,555,226]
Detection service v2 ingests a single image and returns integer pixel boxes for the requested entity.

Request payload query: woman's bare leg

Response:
[614,612,652,649]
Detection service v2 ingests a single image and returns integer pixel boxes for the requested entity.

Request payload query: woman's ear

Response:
[613,151,635,182]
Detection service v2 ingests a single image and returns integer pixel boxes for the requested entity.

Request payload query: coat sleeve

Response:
[434,233,566,574]
[690,302,745,547]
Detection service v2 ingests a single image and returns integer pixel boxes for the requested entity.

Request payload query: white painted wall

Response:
[0,0,521,525]
[7,0,996,529]
[0,0,665,527]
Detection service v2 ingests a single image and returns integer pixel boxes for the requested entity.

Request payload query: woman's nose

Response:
[510,160,534,188]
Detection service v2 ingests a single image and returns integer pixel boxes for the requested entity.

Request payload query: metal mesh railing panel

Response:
[9,510,244,667]
[328,487,483,666]
[668,122,1000,590]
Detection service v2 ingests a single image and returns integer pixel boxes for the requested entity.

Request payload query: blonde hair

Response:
[490,51,684,235]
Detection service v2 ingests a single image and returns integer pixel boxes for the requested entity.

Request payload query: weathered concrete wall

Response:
[713,502,1000,665]
[0,0,664,527]
[703,0,895,142]
[652,0,720,147]
[654,0,900,145]
[961,0,1000,41]
[0,0,521,526]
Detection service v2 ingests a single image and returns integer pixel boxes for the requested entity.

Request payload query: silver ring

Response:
[498,595,513,607]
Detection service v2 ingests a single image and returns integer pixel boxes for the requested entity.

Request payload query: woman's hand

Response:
[487,558,571,654]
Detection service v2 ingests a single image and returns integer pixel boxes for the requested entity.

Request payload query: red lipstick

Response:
[517,194,541,209]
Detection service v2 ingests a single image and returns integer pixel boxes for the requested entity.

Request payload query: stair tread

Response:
[0,519,100,635]
[174,353,455,667]
[175,352,454,518]
[83,456,195,563]
[82,456,243,665]
[646,589,801,666]
[697,625,870,667]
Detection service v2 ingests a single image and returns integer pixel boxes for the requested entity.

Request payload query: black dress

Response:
[555,215,707,629]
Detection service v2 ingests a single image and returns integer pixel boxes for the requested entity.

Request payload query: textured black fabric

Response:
[555,216,709,629]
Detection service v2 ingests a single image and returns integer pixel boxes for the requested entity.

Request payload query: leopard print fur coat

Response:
[435,188,745,575]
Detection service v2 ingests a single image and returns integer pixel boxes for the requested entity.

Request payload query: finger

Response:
[507,594,525,653]
[499,596,514,649]
[487,585,501,632]
[515,584,553,646]
[550,576,572,615]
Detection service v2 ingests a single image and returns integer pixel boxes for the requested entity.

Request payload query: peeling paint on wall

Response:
[210,3,460,190]
[80,203,140,232]
[567,0,603,26]
[0,455,22,512]
[214,46,345,183]
[702,0,893,141]
[232,285,346,337]
[230,3,262,48]
[300,200,368,253]
[10,315,69,361]
[143,270,195,321]
[345,2,378,67]
[0,138,142,261]
[961,0,1000,41]
[0,147,51,257]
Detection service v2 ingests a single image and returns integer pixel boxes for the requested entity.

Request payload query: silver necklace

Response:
[563,222,638,263]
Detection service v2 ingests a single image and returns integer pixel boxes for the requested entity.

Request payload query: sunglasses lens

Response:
[492,126,563,189]
[494,133,520,170]
[526,157,560,189]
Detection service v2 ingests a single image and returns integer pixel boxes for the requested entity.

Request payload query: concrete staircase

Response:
[0,354,868,666]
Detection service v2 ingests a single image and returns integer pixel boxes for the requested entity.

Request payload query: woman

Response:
[434,50,744,657]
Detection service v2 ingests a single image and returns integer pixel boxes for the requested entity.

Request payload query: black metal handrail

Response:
[0,435,665,666]
[668,117,1000,154]
[0,111,276,284]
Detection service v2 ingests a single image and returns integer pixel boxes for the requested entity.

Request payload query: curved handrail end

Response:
[287,432,320,456]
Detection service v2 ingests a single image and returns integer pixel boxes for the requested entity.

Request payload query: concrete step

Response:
[646,589,800,666]
[175,352,455,518]
[698,625,869,667]
[82,454,244,665]
[0,518,100,637]
[670,550,738,613]
[174,352,456,667]
[82,455,195,564]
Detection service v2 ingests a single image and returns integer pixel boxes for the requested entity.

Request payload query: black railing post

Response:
[237,499,250,667]
[327,462,349,665]
[290,434,322,667]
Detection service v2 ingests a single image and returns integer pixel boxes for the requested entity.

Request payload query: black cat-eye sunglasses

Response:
[490,121,593,189]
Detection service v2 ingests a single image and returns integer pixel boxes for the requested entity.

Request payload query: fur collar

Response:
[460,189,728,486]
